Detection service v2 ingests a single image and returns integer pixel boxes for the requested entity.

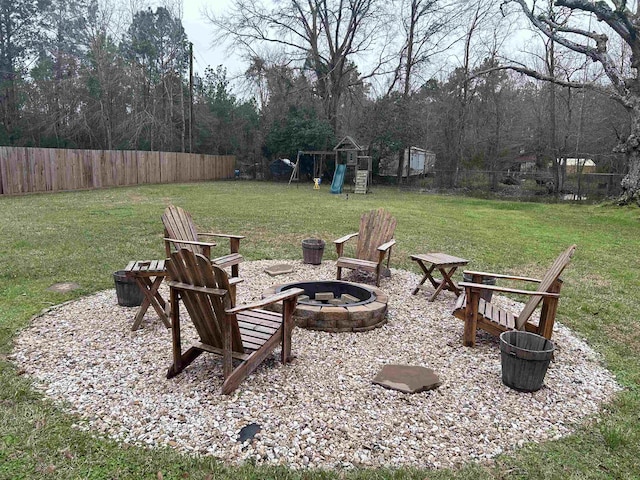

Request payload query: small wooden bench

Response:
[124,260,171,331]
[410,253,469,301]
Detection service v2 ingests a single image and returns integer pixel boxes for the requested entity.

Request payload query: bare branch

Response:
[555,0,634,44]
[472,63,626,103]
[507,0,628,96]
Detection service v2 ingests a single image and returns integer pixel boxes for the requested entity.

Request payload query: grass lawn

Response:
[0,181,639,479]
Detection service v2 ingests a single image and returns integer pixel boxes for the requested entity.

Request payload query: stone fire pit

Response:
[262,280,388,332]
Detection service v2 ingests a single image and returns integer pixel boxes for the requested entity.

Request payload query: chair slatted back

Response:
[355,208,397,262]
[516,244,577,329]
[162,205,202,255]
[167,249,244,352]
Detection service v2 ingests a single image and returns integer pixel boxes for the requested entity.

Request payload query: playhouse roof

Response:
[333,136,364,151]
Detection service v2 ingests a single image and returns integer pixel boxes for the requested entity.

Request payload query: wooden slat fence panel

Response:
[14,148,27,194]
[7,147,21,194]
[46,148,57,192]
[148,151,161,184]
[160,151,177,183]
[58,149,68,191]
[137,150,148,185]
[60,149,72,191]
[28,148,42,192]
[114,150,125,186]
[3,147,15,194]
[90,150,101,189]
[0,146,7,194]
[0,147,236,195]
[124,150,137,185]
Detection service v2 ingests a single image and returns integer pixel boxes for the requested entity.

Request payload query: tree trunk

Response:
[1,79,17,140]
[620,153,640,205]
[546,33,561,196]
[396,147,405,184]
[619,108,640,204]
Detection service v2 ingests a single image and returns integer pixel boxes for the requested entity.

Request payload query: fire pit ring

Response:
[262,280,388,332]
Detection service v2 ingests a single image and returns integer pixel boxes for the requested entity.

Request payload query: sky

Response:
[180,0,244,76]
[171,0,546,95]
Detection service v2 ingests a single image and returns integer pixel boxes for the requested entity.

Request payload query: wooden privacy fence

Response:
[0,147,236,195]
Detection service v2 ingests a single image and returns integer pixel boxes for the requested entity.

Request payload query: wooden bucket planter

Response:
[463,273,496,302]
[500,331,555,392]
[113,271,144,307]
[302,238,325,265]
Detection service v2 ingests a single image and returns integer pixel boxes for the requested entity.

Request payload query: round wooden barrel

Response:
[302,238,325,265]
[113,271,144,307]
[500,331,555,392]
[463,273,496,302]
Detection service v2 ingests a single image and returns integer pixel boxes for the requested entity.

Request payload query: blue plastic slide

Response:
[330,164,346,194]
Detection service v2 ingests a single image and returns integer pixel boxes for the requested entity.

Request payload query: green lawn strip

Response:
[0,182,639,478]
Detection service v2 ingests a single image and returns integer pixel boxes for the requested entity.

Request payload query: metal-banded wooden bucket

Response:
[302,238,325,265]
[500,331,555,392]
[113,271,144,307]
[463,273,496,302]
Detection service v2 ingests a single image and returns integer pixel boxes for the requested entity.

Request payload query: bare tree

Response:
[387,0,461,97]
[384,0,463,183]
[207,0,392,132]
[0,0,46,142]
[450,0,494,187]
[504,0,640,205]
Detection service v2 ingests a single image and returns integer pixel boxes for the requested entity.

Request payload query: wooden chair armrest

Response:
[199,233,245,240]
[226,288,304,314]
[167,280,227,297]
[199,233,243,255]
[377,239,396,251]
[164,237,217,248]
[334,232,358,245]
[459,282,559,297]
[228,277,244,286]
[462,270,542,283]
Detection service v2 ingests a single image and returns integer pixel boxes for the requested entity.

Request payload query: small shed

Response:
[379,147,435,177]
[564,158,596,174]
[511,154,538,173]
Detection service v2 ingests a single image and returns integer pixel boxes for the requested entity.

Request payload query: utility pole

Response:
[189,42,194,153]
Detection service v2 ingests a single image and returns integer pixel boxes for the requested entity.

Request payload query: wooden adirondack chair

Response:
[166,249,303,394]
[452,245,576,347]
[162,205,244,279]
[334,208,397,286]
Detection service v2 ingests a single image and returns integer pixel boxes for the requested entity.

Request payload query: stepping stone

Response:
[47,282,81,293]
[263,264,294,276]
[372,364,442,394]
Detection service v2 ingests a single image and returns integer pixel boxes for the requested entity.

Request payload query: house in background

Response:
[509,154,597,175]
[563,158,596,174]
[510,153,538,173]
[378,147,436,178]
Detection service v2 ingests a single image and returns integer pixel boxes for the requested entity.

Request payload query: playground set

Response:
[288,136,372,194]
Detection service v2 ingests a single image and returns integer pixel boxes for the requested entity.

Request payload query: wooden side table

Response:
[410,253,469,302]
[124,260,171,330]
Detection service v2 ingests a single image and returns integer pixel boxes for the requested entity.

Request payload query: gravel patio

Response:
[11,260,621,470]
